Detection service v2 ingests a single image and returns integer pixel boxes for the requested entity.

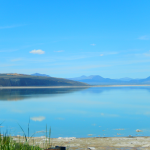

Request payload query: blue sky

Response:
[1,0,150,78]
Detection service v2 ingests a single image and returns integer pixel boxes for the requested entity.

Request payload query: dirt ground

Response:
[12,136,150,150]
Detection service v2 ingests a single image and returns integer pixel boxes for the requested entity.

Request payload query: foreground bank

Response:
[11,136,150,150]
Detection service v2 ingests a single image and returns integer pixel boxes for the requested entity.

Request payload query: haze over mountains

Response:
[31,73,50,77]
[32,73,150,85]
[31,73,150,85]
[68,75,150,85]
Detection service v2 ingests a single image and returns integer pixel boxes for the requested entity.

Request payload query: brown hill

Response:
[0,74,88,86]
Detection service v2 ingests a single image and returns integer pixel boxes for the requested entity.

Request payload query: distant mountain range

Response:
[29,73,150,85]
[68,75,150,85]
[31,73,50,77]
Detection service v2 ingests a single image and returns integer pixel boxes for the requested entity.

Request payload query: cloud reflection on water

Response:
[30,116,45,121]
[0,86,150,137]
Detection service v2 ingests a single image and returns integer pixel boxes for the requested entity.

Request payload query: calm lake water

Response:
[0,86,150,138]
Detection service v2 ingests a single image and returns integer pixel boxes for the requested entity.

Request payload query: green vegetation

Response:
[0,134,42,150]
[0,121,52,150]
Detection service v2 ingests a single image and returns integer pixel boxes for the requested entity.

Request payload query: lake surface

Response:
[0,86,150,138]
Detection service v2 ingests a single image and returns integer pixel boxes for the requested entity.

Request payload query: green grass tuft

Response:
[0,133,42,150]
[0,121,52,150]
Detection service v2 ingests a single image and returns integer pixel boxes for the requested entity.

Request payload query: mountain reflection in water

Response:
[0,86,150,101]
[0,87,88,101]
[1,86,150,138]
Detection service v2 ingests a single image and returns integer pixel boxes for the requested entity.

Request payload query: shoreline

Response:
[11,136,150,149]
[0,85,150,89]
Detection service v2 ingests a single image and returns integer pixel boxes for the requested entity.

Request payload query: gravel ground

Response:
[12,136,150,150]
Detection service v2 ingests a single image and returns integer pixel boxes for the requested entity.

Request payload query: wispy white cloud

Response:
[14,64,111,75]
[143,50,150,56]
[90,44,96,46]
[140,111,150,116]
[85,51,118,57]
[60,64,110,70]
[30,49,45,54]
[100,113,119,117]
[138,35,149,40]
[54,50,64,52]
[0,24,24,29]
[0,64,16,67]
[11,58,23,62]
[30,116,45,121]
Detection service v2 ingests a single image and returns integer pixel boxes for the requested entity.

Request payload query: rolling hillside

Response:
[0,73,88,86]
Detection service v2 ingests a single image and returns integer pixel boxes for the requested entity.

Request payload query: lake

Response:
[0,86,150,138]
